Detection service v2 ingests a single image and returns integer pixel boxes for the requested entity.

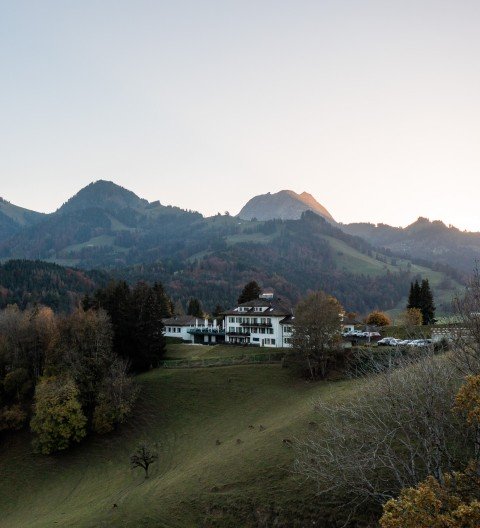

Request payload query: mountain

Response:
[0,197,44,242]
[342,217,480,276]
[238,190,335,222]
[0,182,462,315]
[0,180,202,266]
[57,180,149,214]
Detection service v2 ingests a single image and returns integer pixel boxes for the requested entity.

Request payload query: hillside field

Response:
[0,364,362,528]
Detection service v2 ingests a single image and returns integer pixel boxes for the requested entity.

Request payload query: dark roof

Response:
[222,298,292,317]
[162,315,198,327]
[280,315,295,325]
[342,317,362,325]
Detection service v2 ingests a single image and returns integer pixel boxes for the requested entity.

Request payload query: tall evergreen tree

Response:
[407,280,421,310]
[187,298,203,317]
[131,282,166,371]
[85,280,167,372]
[238,281,261,304]
[213,305,224,318]
[419,278,436,325]
[152,282,172,318]
[406,278,436,325]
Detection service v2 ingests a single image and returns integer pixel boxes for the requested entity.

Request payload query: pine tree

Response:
[187,298,203,317]
[213,305,224,318]
[406,279,436,325]
[407,280,421,310]
[419,279,436,325]
[238,281,261,304]
[152,282,172,318]
[131,282,166,371]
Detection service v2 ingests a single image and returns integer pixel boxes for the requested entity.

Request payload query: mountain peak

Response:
[57,180,150,214]
[238,190,334,222]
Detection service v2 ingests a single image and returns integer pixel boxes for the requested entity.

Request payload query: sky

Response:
[1,1,480,230]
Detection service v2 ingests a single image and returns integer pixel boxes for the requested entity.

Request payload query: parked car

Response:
[377,337,394,346]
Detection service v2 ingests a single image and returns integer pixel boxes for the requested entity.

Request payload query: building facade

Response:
[162,316,225,344]
[222,295,294,348]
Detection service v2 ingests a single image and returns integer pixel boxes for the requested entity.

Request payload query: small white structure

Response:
[162,316,224,344]
[222,296,294,348]
[341,315,362,333]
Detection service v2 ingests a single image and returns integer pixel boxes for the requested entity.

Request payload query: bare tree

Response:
[291,291,343,379]
[452,267,480,375]
[294,350,469,519]
[130,442,158,479]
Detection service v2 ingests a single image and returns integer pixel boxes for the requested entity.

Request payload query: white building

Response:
[162,315,225,344]
[222,295,294,348]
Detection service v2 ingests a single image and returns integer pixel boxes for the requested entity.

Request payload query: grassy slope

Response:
[321,235,461,315]
[164,344,288,360]
[0,365,357,528]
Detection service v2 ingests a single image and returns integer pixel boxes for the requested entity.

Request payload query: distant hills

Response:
[238,190,335,222]
[0,197,45,241]
[0,181,472,314]
[342,218,480,275]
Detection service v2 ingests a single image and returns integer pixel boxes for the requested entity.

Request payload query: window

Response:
[252,337,259,342]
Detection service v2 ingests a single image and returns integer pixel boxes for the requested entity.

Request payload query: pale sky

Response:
[1,1,480,230]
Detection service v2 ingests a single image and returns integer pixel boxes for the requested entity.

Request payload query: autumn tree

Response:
[292,291,343,379]
[365,310,391,327]
[93,358,139,434]
[401,307,423,327]
[237,281,261,304]
[30,376,87,454]
[380,466,480,528]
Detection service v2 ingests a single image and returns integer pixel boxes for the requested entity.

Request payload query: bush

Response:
[0,404,27,431]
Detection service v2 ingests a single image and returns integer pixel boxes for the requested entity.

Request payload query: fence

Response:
[160,352,286,369]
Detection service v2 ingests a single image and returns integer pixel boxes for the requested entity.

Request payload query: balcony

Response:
[239,322,272,328]
[187,327,225,336]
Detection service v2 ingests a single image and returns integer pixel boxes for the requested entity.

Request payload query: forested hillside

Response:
[0,260,108,312]
[343,217,480,276]
[120,212,462,314]
[0,182,464,315]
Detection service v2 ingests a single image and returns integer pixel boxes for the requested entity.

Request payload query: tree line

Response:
[0,280,171,454]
